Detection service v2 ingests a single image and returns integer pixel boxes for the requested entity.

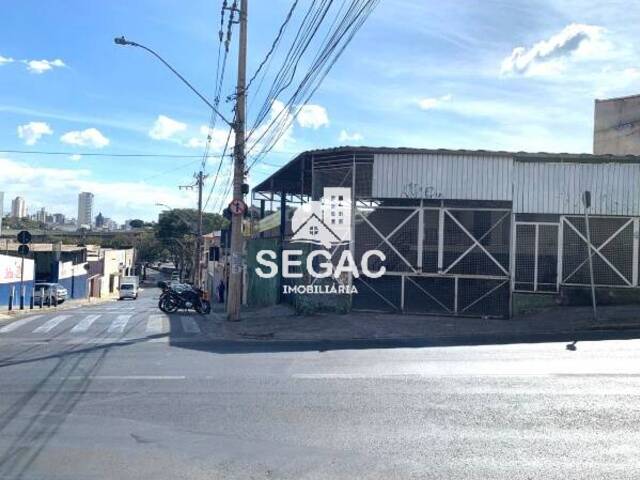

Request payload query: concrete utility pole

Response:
[196,170,204,287]
[180,171,206,286]
[227,0,247,321]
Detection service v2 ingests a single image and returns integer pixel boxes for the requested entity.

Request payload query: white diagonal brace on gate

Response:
[373,208,420,252]
[405,276,452,313]
[443,210,510,276]
[562,217,633,283]
[460,279,509,314]
[357,210,417,273]
[563,217,633,286]
[357,277,400,310]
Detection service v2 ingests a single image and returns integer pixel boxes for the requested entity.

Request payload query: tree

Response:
[128,219,145,229]
[155,209,228,277]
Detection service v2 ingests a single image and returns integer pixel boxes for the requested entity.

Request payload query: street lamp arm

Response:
[114,36,232,128]
[156,203,198,235]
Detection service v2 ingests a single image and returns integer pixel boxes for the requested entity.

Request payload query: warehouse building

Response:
[251,147,640,318]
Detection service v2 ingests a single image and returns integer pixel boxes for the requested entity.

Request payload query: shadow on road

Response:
[0,345,109,479]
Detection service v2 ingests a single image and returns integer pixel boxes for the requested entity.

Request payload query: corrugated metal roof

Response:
[253,146,640,195]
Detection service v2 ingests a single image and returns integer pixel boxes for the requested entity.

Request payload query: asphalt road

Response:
[1,288,640,479]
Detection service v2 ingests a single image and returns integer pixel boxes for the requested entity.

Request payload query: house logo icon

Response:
[291,187,351,248]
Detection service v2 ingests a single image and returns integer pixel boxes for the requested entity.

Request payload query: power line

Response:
[246,0,379,171]
[201,0,235,172]
[245,0,299,95]
[203,118,235,210]
[0,149,226,158]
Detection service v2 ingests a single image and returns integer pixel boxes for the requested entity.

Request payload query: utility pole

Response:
[180,171,206,286]
[196,170,204,288]
[227,0,247,321]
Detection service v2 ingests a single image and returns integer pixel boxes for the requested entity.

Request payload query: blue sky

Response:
[1,0,638,222]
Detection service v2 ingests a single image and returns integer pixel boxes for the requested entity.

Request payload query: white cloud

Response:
[338,129,364,142]
[0,156,195,222]
[186,125,235,152]
[23,58,66,74]
[247,100,296,154]
[69,154,82,161]
[17,121,53,145]
[417,94,452,110]
[60,128,110,148]
[296,104,329,129]
[501,23,606,76]
[0,55,14,65]
[149,115,187,140]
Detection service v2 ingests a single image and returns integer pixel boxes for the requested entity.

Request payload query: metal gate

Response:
[561,216,638,287]
[353,204,511,317]
[514,222,559,292]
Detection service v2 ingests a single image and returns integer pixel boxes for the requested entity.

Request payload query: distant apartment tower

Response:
[594,94,640,155]
[11,196,27,218]
[51,213,66,225]
[35,207,47,223]
[77,192,94,228]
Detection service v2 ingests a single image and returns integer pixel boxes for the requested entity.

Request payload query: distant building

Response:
[104,218,118,231]
[95,212,105,228]
[11,196,26,218]
[594,94,640,155]
[35,207,47,223]
[51,213,66,225]
[0,192,4,236]
[77,192,94,228]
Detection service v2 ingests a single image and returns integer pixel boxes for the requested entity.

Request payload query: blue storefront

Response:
[0,254,35,307]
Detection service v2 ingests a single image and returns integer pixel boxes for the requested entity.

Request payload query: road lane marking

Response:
[70,314,101,333]
[65,375,185,380]
[0,315,43,333]
[180,316,201,334]
[146,314,166,334]
[33,315,70,333]
[108,314,131,333]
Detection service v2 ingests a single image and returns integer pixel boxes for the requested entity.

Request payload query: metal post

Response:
[584,209,597,321]
[8,285,14,311]
[29,286,34,309]
[227,0,247,321]
[259,200,265,239]
[196,170,204,288]
[19,255,25,310]
[39,287,44,309]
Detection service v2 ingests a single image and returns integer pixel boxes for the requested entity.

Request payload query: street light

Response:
[113,36,232,127]
[155,203,197,234]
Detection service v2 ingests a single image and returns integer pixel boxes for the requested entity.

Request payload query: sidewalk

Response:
[0,296,117,324]
[203,302,640,344]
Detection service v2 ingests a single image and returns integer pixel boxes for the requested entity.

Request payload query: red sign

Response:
[228,199,247,215]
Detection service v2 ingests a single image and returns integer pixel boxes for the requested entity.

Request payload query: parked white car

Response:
[119,283,138,300]
[33,283,68,305]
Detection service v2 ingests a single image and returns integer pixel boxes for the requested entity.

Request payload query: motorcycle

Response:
[159,283,211,314]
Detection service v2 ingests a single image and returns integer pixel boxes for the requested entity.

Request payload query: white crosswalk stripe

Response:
[146,314,166,335]
[0,315,43,333]
[33,315,70,333]
[108,314,131,334]
[180,316,201,334]
[70,314,101,333]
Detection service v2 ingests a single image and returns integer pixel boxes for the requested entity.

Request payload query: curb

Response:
[200,326,640,348]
